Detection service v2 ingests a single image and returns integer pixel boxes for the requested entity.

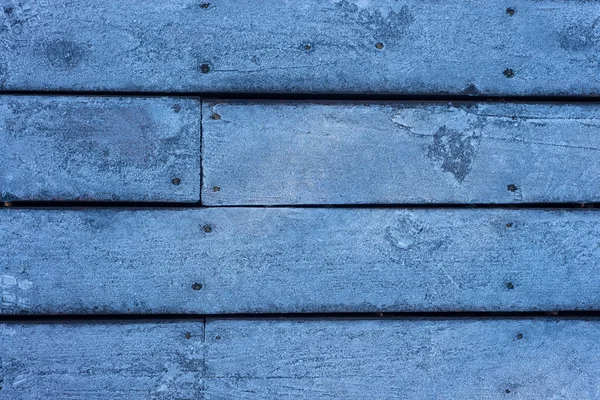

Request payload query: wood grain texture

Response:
[0,321,204,399]
[0,1,599,95]
[202,101,600,205]
[2,208,600,314]
[0,96,200,202]
[206,318,600,399]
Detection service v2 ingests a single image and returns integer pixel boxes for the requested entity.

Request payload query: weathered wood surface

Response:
[0,321,204,399]
[202,101,600,205]
[0,1,599,95]
[0,96,200,202]
[206,318,600,399]
[2,208,600,314]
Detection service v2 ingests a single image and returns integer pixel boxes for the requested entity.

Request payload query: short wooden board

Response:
[0,96,200,202]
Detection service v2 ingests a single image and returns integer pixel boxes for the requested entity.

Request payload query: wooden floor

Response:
[1,1,600,399]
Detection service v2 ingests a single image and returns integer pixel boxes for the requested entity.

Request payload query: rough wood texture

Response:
[0,321,204,399]
[206,318,600,399]
[2,208,600,314]
[0,1,599,95]
[0,96,200,202]
[203,101,600,205]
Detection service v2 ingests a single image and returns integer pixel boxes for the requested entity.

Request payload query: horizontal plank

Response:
[0,1,599,94]
[0,96,200,202]
[0,321,204,399]
[202,101,600,205]
[2,318,599,399]
[206,318,600,399]
[2,208,600,314]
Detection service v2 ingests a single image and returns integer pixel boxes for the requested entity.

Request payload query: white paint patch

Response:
[0,324,17,336]
[0,275,33,309]
[19,279,33,290]
[392,107,478,136]
[335,0,405,17]
[12,373,34,387]
[1,275,17,287]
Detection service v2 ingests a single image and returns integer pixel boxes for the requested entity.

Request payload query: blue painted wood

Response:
[2,208,600,314]
[206,318,600,399]
[0,96,200,202]
[202,101,600,205]
[4,318,599,399]
[0,1,599,95]
[0,321,204,399]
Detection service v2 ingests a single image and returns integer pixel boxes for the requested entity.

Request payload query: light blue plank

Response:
[0,1,598,94]
[2,208,600,314]
[206,318,600,399]
[0,96,200,202]
[0,321,204,399]
[202,101,600,205]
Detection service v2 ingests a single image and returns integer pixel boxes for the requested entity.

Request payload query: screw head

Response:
[172,177,181,186]
[203,225,213,233]
[516,333,523,340]
[375,42,384,50]
[503,68,515,78]
[192,283,203,291]
[506,282,515,290]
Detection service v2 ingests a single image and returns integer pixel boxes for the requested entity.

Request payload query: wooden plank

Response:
[0,96,200,202]
[2,208,600,314]
[202,101,600,205]
[0,1,599,95]
[0,321,204,399]
[205,318,600,399]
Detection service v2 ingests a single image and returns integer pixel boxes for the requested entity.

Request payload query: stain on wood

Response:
[2,208,600,314]
[202,101,600,205]
[0,96,200,202]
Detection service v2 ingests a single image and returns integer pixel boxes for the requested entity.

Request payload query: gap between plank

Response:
[2,311,600,323]
[1,201,598,209]
[3,90,600,104]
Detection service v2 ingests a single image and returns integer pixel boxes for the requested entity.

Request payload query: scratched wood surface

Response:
[0,96,200,202]
[3,208,600,314]
[0,321,204,399]
[0,1,599,95]
[202,101,600,205]
[206,318,600,399]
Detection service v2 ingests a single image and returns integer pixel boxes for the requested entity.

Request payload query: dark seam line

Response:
[199,99,204,205]
[1,311,600,323]
[3,90,600,103]
[1,202,598,210]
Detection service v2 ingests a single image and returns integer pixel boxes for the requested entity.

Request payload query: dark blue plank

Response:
[0,1,598,95]
[0,321,204,399]
[203,101,600,205]
[0,96,200,202]
[206,318,600,399]
[2,208,600,314]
